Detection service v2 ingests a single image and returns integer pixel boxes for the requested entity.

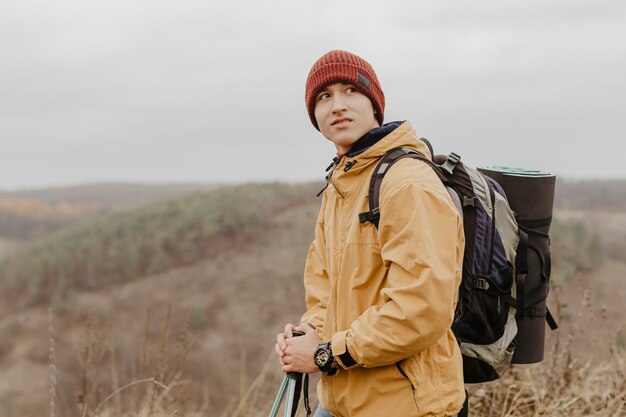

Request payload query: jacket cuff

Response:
[332,331,358,369]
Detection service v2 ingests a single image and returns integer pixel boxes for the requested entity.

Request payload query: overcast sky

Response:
[1,0,625,191]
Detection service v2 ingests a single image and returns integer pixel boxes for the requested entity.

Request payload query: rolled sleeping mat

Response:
[478,167,556,364]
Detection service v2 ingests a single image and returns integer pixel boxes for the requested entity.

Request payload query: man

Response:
[275,50,465,417]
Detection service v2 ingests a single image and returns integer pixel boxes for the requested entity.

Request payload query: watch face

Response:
[315,349,330,366]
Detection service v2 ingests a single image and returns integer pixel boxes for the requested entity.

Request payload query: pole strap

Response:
[282,372,310,417]
[303,374,311,416]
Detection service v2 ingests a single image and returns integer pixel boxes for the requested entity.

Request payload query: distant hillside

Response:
[554,179,626,264]
[3,178,624,210]
[2,178,622,242]
[0,238,18,259]
[0,197,107,240]
[0,182,219,240]
[0,182,219,206]
[1,179,620,312]
[555,178,626,209]
[0,182,319,314]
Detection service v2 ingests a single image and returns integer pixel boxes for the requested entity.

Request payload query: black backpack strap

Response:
[505,229,558,330]
[302,374,311,417]
[514,227,558,330]
[358,148,446,227]
[515,229,529,316]
[546,307,559,330]
[358,148,413,227]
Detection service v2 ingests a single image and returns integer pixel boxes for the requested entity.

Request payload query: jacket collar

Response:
[327,120,433,196]
[343,120,431,165]
[347,121,403,158]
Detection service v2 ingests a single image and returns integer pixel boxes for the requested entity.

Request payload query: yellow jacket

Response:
[301,121,465,417]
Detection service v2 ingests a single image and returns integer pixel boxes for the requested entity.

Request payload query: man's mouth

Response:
[332,118,352,126]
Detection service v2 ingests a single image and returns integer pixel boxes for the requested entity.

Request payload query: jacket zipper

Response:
[317,157,341,197]
[343,160,357,172]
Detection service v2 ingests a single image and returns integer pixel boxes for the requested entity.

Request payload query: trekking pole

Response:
[268,331,311,417]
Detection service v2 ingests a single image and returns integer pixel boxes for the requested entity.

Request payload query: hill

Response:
[0,182,219,242]
[0,180,624,416]
[0,182,219,207]
[554,178,626,210]
[0,182,322,415]
[0,183,314,315]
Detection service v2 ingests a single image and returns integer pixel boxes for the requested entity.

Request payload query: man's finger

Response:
[283,323,296,338]
[276,333,287,350]
[274,343,284,357]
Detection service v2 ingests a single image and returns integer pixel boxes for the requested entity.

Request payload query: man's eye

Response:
[346,87,357,93]
[318,93,330,101]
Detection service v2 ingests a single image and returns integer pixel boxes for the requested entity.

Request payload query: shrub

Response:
[0,183,307,310]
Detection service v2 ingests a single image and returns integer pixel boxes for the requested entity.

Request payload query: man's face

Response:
[314,82,379,156]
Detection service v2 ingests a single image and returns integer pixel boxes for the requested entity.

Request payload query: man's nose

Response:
[331,95,347,113]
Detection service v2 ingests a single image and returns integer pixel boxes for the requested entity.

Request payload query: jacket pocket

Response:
[397,359,421,414]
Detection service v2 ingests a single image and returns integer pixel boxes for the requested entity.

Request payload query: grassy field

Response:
[0,180,624,416]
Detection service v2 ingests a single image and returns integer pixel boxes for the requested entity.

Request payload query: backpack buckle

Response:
[473,278,490,290]
[462,196,476,207]
[440,152,461,176]
[359,207,380,224]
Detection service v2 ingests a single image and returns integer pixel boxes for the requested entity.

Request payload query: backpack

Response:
[358,143,558,383]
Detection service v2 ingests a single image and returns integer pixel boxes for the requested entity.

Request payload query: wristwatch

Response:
[314,342,338,375]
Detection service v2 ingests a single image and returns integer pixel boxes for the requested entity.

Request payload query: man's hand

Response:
[275,323,321,374]
[275,323,297,365]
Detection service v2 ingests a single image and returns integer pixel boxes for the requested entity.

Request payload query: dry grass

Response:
[48,306,210,417]
[47,306,624,417]
[45,304,319,417]
[467,283,625,416]
[468,338,625,416]
[49,308,57,417]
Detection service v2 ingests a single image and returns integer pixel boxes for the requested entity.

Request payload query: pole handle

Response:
[286,330,305,379]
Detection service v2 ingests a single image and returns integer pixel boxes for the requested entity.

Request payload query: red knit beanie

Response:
[305,50,385,130]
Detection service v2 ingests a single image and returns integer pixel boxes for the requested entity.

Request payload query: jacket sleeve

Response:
[332,164,464,368]
[300,196,329,334]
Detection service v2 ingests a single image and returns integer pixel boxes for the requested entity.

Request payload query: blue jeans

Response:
[313,406,333,417]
